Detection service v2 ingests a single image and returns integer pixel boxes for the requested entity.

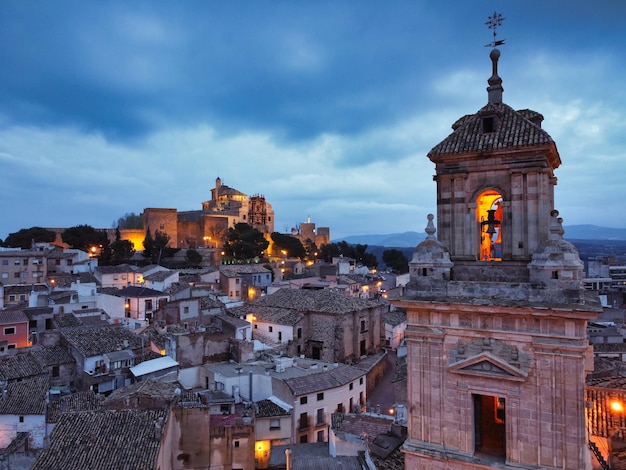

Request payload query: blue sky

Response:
[1,1,624,241]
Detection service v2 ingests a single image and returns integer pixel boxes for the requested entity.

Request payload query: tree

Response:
[112,212,144,229]
[142,228,155,261]
[319,241,378,268]
[271,232,306,259]
[223,223,269,262]
[142,229,175,265]
[105,228,135,265]
[61,225,109,253]
[382,249,409,273]
[303,238,319,262]
[2,227,57,249]
[354,243,378,269]
[185,249,203,266]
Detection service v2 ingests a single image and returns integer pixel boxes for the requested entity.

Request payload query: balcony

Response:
[298,416,311,431]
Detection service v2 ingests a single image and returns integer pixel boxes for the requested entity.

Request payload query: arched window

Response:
[477,190,503,261]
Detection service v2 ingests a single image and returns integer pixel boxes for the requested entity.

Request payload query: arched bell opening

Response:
[477,190,503,261]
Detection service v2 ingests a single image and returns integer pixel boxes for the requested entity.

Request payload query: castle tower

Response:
[394,16,601,469]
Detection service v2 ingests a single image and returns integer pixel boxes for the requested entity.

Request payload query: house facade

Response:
[0,307,30,352]
[219,264,273,302]
[241,288,386,363]
[0,249,47,285]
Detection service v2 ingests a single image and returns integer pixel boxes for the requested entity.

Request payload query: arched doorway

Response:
[476,190,503,261]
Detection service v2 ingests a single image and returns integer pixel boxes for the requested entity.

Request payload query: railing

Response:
[589,440,610,470]
[298,416,311,431]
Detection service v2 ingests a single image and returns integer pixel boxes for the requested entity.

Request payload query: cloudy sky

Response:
[1,1,624,241]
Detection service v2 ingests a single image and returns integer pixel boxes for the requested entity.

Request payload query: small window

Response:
[317,392,324,401]
[349,382,353,391]
[297,328,302,339]
[19,416,24,423]
[359,377,363,385]
[482,116,495,133]
[234,441,239,448]
[317,408,325,425]
[4,327,16,335]
[300,396,308,405]
[1,260,7,265]
[269,326,273,333]
[52,366,60,378]
[270,419,280,430]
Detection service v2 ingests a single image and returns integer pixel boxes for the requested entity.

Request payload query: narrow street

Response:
[366,349,398,415]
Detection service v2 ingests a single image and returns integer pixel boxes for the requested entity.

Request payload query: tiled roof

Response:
[220,264,272,276]
[102,380,197,408]
[0,307,29,325]
[144,270,175,282]
[31,345,75,367]
[215,314,249,328]
[200,296,225,310]
[32,409,168,470]
[47,391,102,423]
[0,353,45,381]
[54,313,83,328]
[254,288,379,315]
[95,264,137,274]
[49,273,97,288]
[428,103,558,162]
[384,310,407,327]
[115,286,167,298]
[268,443,364,469]
[61,325,143,357]
[256,398,291,418]
[428,103,560,168]
[0,376,48,415]
[283,365,365,396]
[231,305,303,326]
[3,284,48,294]
[22,306,54,319]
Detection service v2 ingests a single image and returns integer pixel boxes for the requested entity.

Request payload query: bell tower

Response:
[395,13,601,470]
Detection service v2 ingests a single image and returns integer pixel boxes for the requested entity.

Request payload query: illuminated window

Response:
[477,190,503,261]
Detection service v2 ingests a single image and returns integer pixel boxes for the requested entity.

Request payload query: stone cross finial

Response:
[425,214,436,240]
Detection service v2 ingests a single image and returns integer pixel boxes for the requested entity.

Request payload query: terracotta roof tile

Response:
[253,288,379,315]
[428,103,559,166]
[61,325,143,357]
[0,353,45,381]
[47,391,102,423]
[0,376,48,415]
[32,409,168,470]
[256,398,291,418]
[0,307,29,324]
[31,345,75,367]
[284,365,365,396]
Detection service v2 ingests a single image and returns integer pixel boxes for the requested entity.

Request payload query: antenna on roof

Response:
[485,11,505,48]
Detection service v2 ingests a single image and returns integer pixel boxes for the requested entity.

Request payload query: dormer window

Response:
[482,116,496,133]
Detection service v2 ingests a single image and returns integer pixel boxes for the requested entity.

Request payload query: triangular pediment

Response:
[449,351,527,381]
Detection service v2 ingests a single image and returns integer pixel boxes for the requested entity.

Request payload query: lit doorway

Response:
[473,394,506,459]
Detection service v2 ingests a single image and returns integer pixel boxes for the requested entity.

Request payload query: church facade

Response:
[142,177,275,249]
[393,43,601,469]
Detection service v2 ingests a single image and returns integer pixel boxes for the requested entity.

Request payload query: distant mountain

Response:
[563,225,626,241]
[334,225,626,247]
[335,231,425,248]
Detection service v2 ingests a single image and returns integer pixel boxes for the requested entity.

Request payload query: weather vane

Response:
[485,11,505,48]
